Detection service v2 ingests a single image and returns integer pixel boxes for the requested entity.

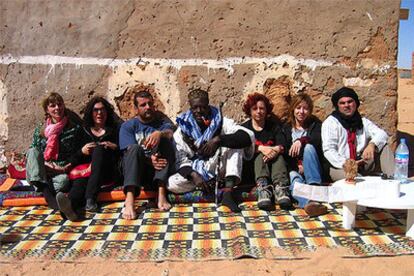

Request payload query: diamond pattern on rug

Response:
[0,201,413,261]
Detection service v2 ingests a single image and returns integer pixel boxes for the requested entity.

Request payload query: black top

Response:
[82,126,118,145]
[242,117,290,157]
[71,126,119,166]
[240,117,291,185]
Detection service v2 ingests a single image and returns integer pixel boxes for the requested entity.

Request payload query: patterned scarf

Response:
[176,106,222,181]
[44,116,68,161]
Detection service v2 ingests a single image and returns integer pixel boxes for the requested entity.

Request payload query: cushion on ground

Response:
[0,175,258,206]
[167,188,258,203]
[1,186,157,207]
[0,177,158,207]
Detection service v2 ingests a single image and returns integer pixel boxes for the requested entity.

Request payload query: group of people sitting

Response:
[25,86,394,221]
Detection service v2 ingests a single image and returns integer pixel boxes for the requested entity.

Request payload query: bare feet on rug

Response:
[122,191,137,220]
[157,186,172,211]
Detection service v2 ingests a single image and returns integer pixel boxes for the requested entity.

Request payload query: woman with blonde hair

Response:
[26,92,82,210]
[286,94,328,217]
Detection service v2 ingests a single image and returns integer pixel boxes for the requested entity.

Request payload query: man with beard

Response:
[167,89,255,212]
[321,87,394,181]
[119,90,175,219]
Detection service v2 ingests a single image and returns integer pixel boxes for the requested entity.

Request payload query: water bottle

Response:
[394,138,409,183]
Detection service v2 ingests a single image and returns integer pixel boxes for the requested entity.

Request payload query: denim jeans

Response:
[302,144,322,184]
[289,144,322,208]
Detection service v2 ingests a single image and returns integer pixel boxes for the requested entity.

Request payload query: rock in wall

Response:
[0,0,400,154]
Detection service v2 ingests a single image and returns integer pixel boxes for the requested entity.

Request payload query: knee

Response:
[256,152,264,158]
[166,178,181,194]
[52,174,69,192]
[254,153,265,163]
[289,170,298,179]
[126,144,140,153]
[166,183,180,194]
[159,137,172,147]
[26,147,42,159]
[303,144,318,158]
[274,154,286,164]
[289,170,303,184]
[167,174,190,194]
[223,148,243,160]
[158,138,175,158]
[124,144,143,157]
[304,144,316,154]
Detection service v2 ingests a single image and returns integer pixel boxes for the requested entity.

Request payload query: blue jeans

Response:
[289,144,322,208]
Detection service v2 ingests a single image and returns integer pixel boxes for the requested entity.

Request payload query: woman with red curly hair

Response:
[241,92,291,211]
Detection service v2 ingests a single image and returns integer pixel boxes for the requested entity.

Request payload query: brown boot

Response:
[304,201,328,217]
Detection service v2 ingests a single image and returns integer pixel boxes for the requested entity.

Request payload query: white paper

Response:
[292,176,401,203]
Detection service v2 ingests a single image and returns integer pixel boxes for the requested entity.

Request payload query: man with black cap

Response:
[167,88,255,212]
[321,87,394,181]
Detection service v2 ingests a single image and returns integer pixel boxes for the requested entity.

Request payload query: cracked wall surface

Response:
[0,0,400,153]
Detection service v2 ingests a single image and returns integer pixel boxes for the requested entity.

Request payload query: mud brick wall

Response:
[412,52,414,80]
[0,0,400,156]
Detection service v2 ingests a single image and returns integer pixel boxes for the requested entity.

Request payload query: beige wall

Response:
[0,0,400,154]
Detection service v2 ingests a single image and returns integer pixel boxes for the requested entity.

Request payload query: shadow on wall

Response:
[397,131,414,177]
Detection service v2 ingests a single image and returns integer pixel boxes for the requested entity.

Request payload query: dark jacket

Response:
[284,118,331,182]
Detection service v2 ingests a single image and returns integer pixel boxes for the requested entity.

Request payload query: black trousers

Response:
[122,138,175,196]
[69,145,119,209]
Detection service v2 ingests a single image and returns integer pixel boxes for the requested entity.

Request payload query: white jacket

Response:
[321,115,388,168]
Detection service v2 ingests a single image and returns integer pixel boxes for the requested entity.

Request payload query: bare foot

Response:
[122,191,137,220]
[157,186,172,211]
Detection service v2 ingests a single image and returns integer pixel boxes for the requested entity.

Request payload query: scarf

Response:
[43,116,68,161]
[176,106,222,181]
[331,110,362,160]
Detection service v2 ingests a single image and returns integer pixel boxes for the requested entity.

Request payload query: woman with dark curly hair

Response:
[56,96,120,221]
[241,92,291,211]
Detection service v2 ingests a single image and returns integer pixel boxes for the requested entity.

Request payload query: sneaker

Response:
[56,192,78,221]
[257,178,273,211]
[274,185,292,210]
[85,198,98,212]
[304,201,328,217]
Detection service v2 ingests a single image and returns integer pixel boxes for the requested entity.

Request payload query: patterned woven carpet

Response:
[1,201,414,261]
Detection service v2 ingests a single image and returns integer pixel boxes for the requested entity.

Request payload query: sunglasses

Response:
[93,107,106,113]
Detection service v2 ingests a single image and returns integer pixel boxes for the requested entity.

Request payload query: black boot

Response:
[220,176,241,212]
[85,198,98,212]
[32,181,58,211]
[56,192,78,221]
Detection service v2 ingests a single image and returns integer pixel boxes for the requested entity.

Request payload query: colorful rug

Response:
[1,201,414,261]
